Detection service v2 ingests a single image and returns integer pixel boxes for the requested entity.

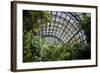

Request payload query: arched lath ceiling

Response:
[40,11,87,44]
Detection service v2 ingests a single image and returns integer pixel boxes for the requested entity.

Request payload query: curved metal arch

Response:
[51,12,80,22]
[51,17,76,27]
[40,24,80,43]
[66,12,80,21]
[50,11,80,33]
[40,11,86,44]
[41,24,80,43]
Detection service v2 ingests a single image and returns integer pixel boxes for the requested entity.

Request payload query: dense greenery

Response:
[23,10,52,62]
[79,13,91,43]
[23,36,90,62]
[23,10,52,34]
[23,11,91,62]
[23,31,33,62]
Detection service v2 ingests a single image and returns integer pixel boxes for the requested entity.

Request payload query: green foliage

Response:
[23,10,52,33]
[23,31,33,62]
[79,13,91,43]
[23,10,52,62]
[70,43,91,59]
[31,36,49,61]
[31,36,72,61]
[23,11,91,62]
[23,35,90,62]
[41,43,72,61]
[79,13,90,32]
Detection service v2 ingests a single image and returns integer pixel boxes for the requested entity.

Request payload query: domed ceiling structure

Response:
[39,11,90,44]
